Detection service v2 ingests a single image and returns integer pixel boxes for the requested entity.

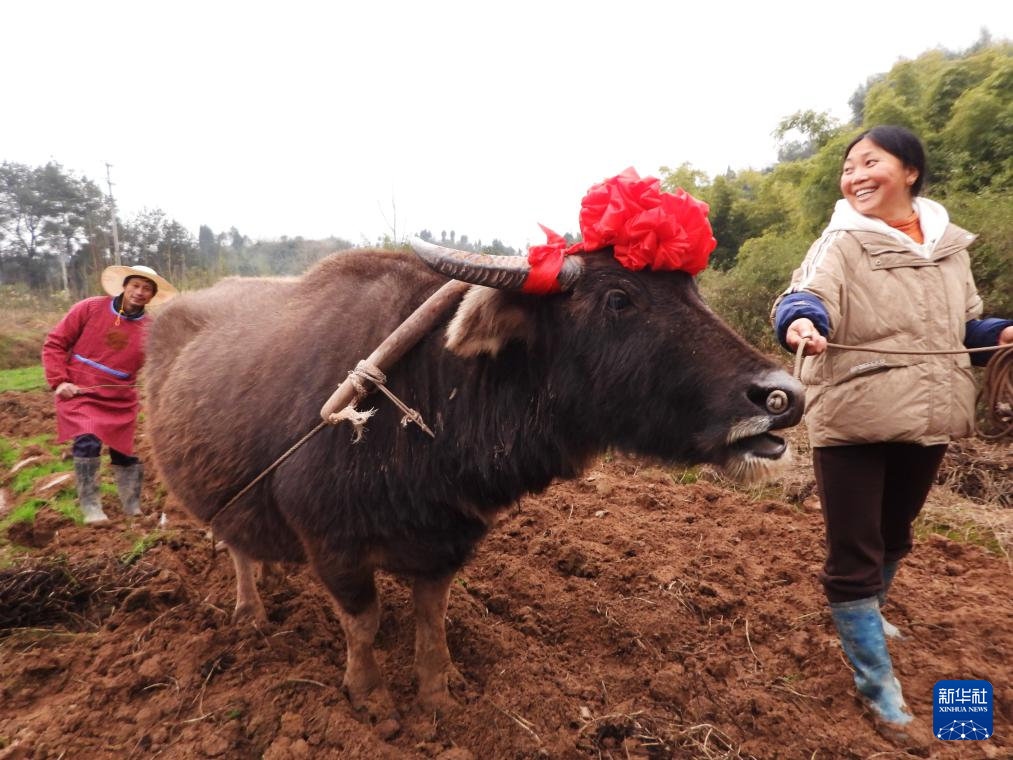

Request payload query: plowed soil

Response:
[1,389,1010,759]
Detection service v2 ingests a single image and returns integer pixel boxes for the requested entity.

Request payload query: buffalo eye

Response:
[605,289,632,313]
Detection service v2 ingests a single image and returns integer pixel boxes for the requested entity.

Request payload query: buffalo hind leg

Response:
[315,562,397,721]
[228,545,267,624]
[414,573,463,712]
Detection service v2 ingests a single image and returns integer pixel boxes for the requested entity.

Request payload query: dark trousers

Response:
[72,434,138,466]
[813,442,947,603]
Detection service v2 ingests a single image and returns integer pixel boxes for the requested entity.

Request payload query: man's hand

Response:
[55,382,80,399]
[999,325,1013,346]
[786,318,828,356]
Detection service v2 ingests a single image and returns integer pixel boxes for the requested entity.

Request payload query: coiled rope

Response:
[793,340,1013,440]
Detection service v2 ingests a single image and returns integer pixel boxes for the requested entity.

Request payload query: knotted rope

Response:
[205,279,470,527]
[329,360,434,439]
[793,340,1013,440]
[206,360,433,526]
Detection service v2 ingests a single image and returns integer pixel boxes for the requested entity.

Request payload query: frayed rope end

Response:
[327,405,377,443]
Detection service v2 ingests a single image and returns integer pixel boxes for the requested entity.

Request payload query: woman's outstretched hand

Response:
[786,318,828,356]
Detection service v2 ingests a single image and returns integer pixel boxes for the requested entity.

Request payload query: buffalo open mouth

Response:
[728,432,787,460]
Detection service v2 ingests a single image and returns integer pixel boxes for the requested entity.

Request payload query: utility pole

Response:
[105,162,121,265]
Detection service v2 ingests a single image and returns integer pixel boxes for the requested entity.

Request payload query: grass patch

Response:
[0,438,18,468]
[0,286,71,371]
[20,433,61,456]
[915,515,1005,557]
[1,433,62,463]
[0,501,40,530]
[0,365,46,392]
[120,531,169,566]
[50,492,84,525]
[10,461,74,495]
[668,466,700,485]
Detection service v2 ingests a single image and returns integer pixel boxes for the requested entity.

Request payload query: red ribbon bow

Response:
[524,168,717,294]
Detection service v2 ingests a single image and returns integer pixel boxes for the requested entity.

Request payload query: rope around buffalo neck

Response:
[206,360,431,527]
[793,340,1013,440]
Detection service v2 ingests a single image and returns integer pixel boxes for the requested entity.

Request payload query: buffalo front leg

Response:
[414,573,461,712]
[228,545,267,624]
[315,562,396,721]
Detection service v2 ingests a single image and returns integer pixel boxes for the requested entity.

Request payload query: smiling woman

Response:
[771,124,1013,740]
[840,137,921,223]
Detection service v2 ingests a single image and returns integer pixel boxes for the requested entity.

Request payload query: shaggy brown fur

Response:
[144,247,803,715]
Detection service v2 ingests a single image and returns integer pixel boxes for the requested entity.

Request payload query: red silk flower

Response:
[524,168,716,294]
[578,167,716,274]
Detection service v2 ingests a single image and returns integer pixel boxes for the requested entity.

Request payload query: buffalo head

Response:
[411,237,803,483]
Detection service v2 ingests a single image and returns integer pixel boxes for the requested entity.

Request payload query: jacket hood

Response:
[824,197,950,258]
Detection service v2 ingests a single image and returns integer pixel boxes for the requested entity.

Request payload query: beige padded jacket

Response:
[773,198,982,447]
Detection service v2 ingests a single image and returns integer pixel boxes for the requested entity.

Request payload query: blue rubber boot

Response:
[878,562,902,639]
[830,596,913,727]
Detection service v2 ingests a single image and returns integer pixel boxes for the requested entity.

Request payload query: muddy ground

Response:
[0,389,1010,759]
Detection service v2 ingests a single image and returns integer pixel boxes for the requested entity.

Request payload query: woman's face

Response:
[840,137,919,223]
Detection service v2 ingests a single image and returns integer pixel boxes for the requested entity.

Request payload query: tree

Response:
[0,161,109,291]
[658,162,709,197]
[773,110,843,163]
[198,225,218,260]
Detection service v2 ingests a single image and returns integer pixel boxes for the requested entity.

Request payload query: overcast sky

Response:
[4,1,1011,251]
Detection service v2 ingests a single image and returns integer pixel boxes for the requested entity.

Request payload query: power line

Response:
[104,162,121,265]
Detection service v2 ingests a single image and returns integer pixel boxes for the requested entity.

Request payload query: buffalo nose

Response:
[747,371,804,427]
[766,389,789,414]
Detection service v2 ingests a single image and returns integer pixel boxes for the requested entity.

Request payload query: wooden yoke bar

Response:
[319,279,472,422]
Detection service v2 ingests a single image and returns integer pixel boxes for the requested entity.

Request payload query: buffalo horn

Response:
[410,237,582,292]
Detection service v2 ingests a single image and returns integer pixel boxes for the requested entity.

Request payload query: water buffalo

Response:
[144,240,803,716]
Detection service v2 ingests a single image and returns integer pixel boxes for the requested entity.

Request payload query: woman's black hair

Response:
[844,125,926,196]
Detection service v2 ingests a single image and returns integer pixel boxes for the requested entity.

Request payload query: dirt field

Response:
[1,389,1010,759]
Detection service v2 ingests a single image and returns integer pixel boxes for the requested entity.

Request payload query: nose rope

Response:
[793,339,1013,440]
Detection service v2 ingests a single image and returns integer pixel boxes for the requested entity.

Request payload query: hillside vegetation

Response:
[1,37,1010,360]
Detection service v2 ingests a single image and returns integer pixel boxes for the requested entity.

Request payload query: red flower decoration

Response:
[524,224,583,294]
[578,168,716,275]
[524,168,716,293]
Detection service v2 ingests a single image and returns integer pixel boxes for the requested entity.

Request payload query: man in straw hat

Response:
[42,265,177,524]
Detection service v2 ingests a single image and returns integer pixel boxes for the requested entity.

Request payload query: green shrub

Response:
[940,190,1013,316]
[700,231,811,352]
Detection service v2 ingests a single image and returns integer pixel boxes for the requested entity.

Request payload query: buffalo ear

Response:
[445,285,533,357]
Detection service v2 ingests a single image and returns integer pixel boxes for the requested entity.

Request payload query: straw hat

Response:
[101,265,178,306]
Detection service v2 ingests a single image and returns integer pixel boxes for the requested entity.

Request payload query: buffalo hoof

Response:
[344,680,399,727]
[417,685,456,715]
[232,600,267,626]
[417,665,468,715]
[373,717,401,741]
